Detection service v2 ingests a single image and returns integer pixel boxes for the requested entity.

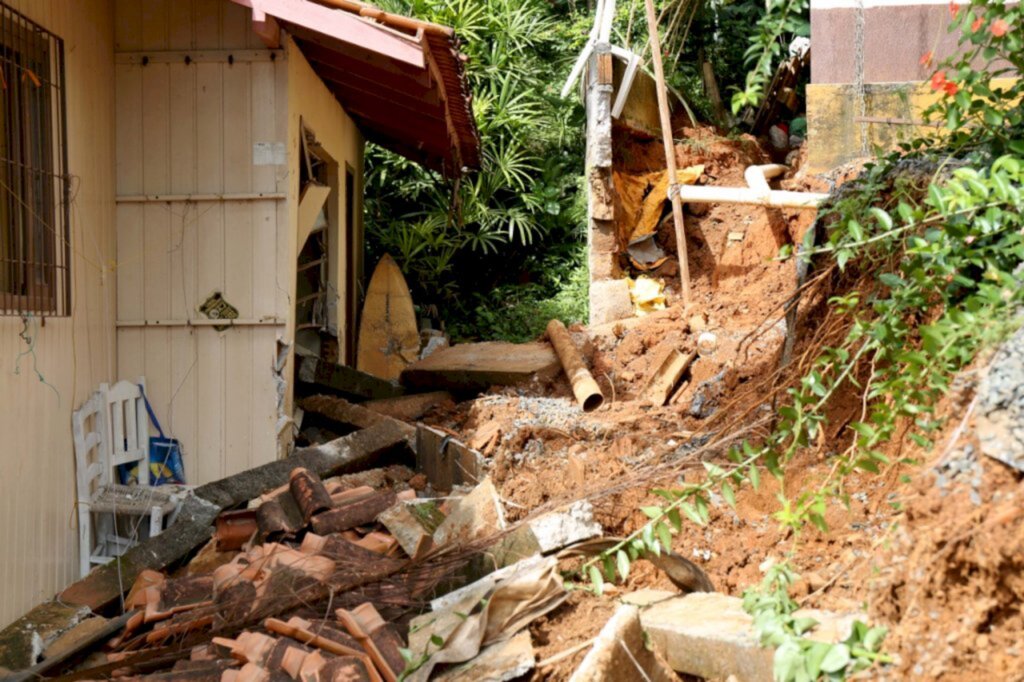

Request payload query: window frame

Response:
[0,2,70,317]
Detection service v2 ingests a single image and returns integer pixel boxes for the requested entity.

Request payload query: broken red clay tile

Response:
[126,569,165,609]
[215,509,259,552]
[145,614,215,645]
[336,606,402,682]
[263,618,382,682]
[317,535,404,572]
[223,661,272,682]
[347,604,406,678]
[352,532,400,557]
[289,468,334,523]
[329,485,377,507]
[311,491,398,535]
[317,655,377,682]
[256,499,296,543]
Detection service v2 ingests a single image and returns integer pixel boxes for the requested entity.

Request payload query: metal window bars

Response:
[0,2,70,316]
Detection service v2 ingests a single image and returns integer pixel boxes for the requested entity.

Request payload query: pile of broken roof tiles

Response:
[90,465,436,681]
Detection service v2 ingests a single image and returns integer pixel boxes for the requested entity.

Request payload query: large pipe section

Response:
[546,319,604,412]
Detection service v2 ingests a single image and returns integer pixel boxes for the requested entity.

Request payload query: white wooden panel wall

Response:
[114,0,288,484]
[0,0,117,629]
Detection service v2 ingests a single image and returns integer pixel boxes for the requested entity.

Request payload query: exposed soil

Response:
[417,125,1024,680]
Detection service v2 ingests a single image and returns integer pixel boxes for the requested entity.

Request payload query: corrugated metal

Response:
[114,0,289,484]
[0,0,117,629]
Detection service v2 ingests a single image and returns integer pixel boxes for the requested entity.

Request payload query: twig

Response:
[536,637,597,668]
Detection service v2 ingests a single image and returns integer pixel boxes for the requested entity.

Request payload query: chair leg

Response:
[150,506,164,537]
[78,505,92,578]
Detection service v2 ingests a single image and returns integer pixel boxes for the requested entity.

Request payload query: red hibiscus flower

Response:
[971,16,984,32]
[949,1,959,19]
[990,19,1009,37]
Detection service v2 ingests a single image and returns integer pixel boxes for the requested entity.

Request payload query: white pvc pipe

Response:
[673,185,828,209]
[674,165,828,209]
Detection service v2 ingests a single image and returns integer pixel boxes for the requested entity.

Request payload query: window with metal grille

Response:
[0,3,69,316]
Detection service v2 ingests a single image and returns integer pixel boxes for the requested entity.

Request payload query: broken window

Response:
[0,2,69,316]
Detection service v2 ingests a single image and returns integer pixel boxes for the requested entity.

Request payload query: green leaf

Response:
[640,506,663,520]
[721,481,737,508]
[656,521,673,554]
[616,550,631,581]
[680,502,704,526]
[793,616,819,635]
[588,565,604,595]
[820,643,851,673]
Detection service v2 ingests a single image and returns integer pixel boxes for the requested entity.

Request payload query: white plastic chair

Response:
[73,378,177,578]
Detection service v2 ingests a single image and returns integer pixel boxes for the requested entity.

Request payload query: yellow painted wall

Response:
[114,0,288,483]
[0,0,117,628]
[283,34,364,437]
[806,79,1017,172]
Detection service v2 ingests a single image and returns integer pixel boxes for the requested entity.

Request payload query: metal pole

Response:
[643,0,691,307]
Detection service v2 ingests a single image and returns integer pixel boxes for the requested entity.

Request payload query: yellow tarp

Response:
[629,275,666,316]
[630,164,704,244]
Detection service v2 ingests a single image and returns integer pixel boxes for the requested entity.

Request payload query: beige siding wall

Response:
[114,0,288,483]
[0,0,116,628]
[284,36,364,414]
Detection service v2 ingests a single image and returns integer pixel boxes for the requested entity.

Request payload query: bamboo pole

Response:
[546,319,604,412]
[644,0,691,307]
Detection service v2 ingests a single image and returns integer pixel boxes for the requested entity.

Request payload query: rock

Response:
[589,279,634,326]
[640,592,864,681]
[433,479,507,547]
[526,501,602,553]
[975,325,1024,473]
[569,604,677,682]
[689,314,707,333]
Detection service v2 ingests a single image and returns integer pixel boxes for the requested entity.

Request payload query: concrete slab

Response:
[569,604,677,682]
[640,592,864,682]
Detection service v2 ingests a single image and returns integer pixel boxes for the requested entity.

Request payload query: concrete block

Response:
[527,500,602,553]
[588,250,619,282]
[589,279,633,326]
[589,217,617,253]
[640,592,863,682]
[570,604,677,682]
[433,478,507,547]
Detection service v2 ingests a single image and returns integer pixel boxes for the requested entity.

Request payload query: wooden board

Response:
[401,342,561,391]
[357,254,420,381]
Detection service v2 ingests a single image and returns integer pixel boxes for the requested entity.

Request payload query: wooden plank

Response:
[196,329,226,483]
[194,0,223,50]
[115,205,145,321]
[222,61,252,194]
[115,64,143,196]
[168,327,198,483]
[250,327,279,467]
[250,60,278,194]
[297,356,405,401]
[401,342,562,391]
[114,0,144,51]
[195,62,224,194]
[141,64,171,195]
[642,347,697,406]
[251,201,278,319]
[415,425,484,493]
[141,0,170,54]
[224,330,254,476]
[167,0,195,50]
[168,62,197,196]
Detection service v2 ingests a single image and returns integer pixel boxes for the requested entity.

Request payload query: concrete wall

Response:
[807,0,984,171]
[0,0,117,629]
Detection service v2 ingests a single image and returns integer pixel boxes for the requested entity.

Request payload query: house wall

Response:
[284,34,364,407]
[113,0,289,484]
[0,0,117,629]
